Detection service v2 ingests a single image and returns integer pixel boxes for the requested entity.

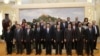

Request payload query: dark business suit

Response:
[86,28,95,55]
[34,27,42,54]
[54,29,63,55]
[24,29,33,54]
[44,28,52,55]
[65,21,72,28]
[76,27,85,55]
[75,21,80,27]
[72,26,77,49]
[4,30,13,54]
[92,25,99,49]
[64,29,73,55]
[40,23,45,49]
[61,22,66,49]
[51,25,56,49]
[14,29,23,54]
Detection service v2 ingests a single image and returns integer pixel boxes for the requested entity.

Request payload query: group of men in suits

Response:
[2,16,99,56]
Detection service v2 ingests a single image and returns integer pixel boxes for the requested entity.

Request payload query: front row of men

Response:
[4,22,99,56]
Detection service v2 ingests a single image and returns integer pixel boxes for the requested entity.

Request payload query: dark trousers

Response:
[61,42,64,49]
[41,40,45,49]
[65,41,72,55]
[76,40,83,55]
[51,40,56,49]
[45,41,51,54]
[35,41,41,54]
[93,36,97,49]
[72,40,77,49]
[55,42,62,54]
[6,41,13,54]
[26,42,31,54]
[86,40,94,55]
[16,41,23,54]
[23,41,26,49]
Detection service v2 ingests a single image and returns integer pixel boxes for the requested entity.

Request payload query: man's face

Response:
[88,24,92,28]
[47,24,50,28]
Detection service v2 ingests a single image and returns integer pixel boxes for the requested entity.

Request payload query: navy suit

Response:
[86,28,95,55]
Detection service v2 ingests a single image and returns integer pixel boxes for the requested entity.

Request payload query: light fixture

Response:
[87,0,92,3]
[17,0,22,5]
[3,0,10,4]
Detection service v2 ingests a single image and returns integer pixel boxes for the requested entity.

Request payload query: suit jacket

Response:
[56,22,63,30]
[75,21,80,27]
[92,25,99,37]
[64,29,73,41]
[86,28,95,41]
[4,30,13,42]
[65,21,72,28]
[44,28,52,41]
[24,29,33,42]
[72,26,77,40]
[76,27,85,41]
[34,27,42,41]
[54,30,63,42]
[14,29,23,42]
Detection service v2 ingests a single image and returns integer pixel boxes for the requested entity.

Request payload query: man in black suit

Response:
[92,20,99,49]
[64,24,73,56]
[14,24,23,54]
[76,23,85,56]
[44,23,52,55]
[24,25,33,55]
[4,26,13,54]
[86,23,95,56]
[65,17,72,28]
[54,25,63,55]
[72,21,77,49]
[34,22,42,55]
[75,17,80,27]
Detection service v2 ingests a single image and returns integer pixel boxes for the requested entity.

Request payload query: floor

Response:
[0,40,100,56]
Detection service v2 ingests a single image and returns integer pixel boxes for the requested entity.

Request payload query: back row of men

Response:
[3,17,99,56]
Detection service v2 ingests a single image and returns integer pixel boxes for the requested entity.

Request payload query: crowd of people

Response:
[2,14,99,56]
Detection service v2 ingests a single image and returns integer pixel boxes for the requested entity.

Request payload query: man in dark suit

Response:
[44,23,52,55]
[75,17,80,27]
[64,24,73,56]
[92,20,99,49]
[24,25,33,55]
[72,21,77,49]
[14,24,23,54]
[34,22,42,55]
[65,17,72,28]
[76,23,85,56]
[2,14,11,39]
[54,25,63,55]
[4,26,13,54]
[86,23,95,56]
